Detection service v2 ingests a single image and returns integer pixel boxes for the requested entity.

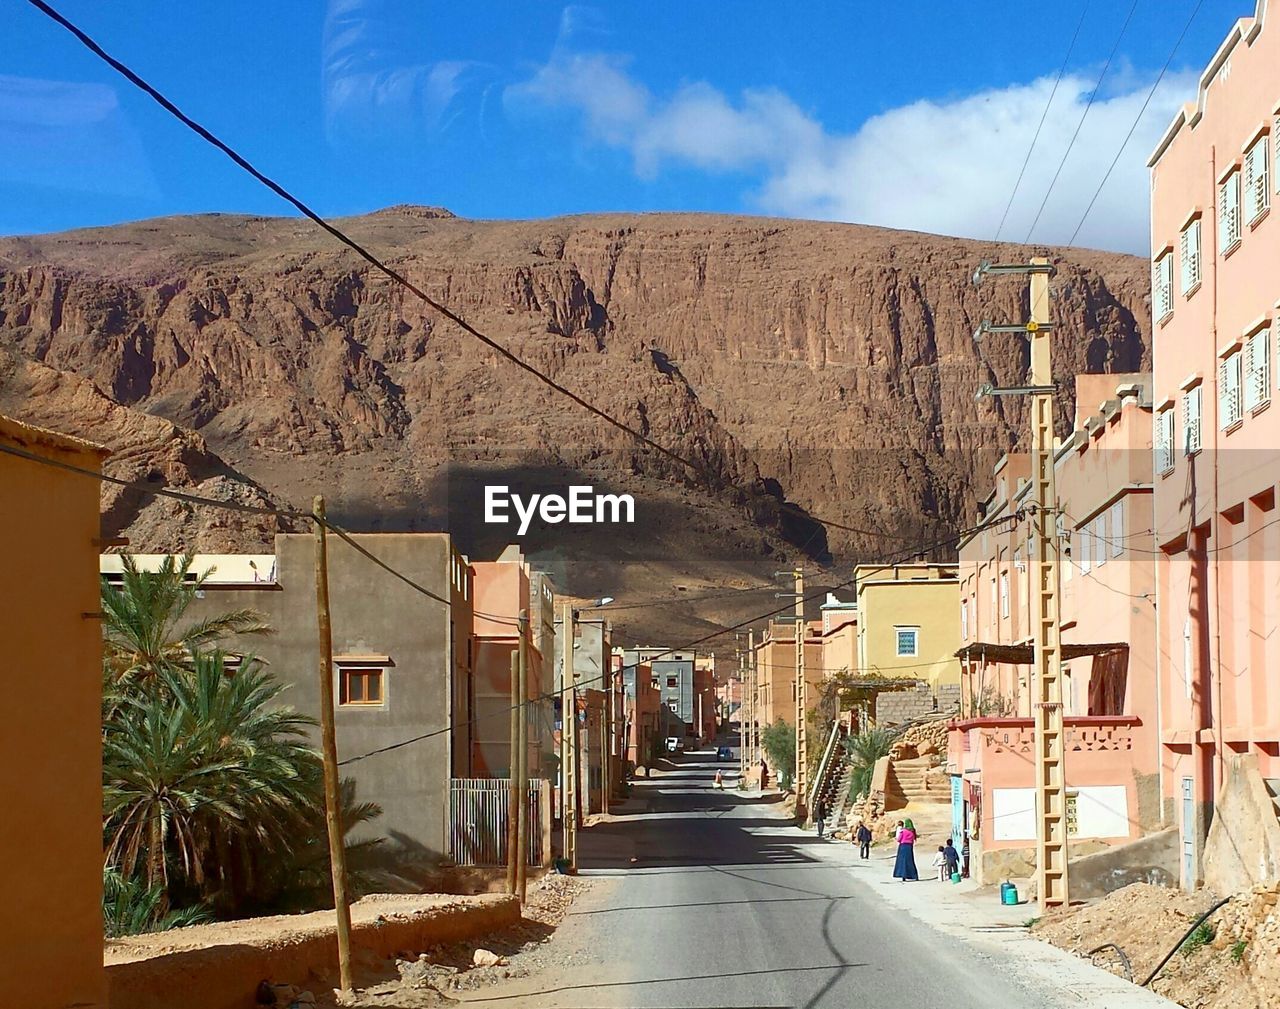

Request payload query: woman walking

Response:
[892,818,919,882]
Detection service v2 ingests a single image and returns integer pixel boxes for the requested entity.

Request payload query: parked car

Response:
[665,736,683,753]
[716,746,734,761]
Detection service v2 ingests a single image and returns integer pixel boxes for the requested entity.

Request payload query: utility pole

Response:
[311,497,353,995]
[560,602,578,871]
[515,610,529,905]
[793,569,808,818]
[737,637,746,782]
[506,649,519,895]
[972,256,1069,911]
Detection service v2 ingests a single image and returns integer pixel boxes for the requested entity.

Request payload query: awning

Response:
[954,641,1129,664]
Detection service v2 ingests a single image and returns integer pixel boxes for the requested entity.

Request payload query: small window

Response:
[1180,218,1201,294]
[1094,513,1108,568]
[1182,386,1202,455]
[1155,408,1175,474]
[1219,351,1243,430]
[1079,526,1091,575]
[667,699,678,712]
[1152,252,1174,321]
[895,627,919,657]
[339,667,384,706]
[650,677,659,689]
[666,675,677,688]
[1219,171,1241,253]
[1244,136,1270,224]
[1244,324,1272,412]
[1110,500,1125,557]
[999,572,1010,618]
[961,600,969,641]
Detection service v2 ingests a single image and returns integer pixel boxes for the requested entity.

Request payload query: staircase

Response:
[886,755,948,808]
[807,723,851,827]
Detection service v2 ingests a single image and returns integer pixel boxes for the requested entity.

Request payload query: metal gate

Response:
[448,778,545,867]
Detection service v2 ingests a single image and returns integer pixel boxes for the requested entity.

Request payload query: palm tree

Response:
[101,553,271,693]
[102,867,211,937]
[103,651,322,906]
[846,727,896,803]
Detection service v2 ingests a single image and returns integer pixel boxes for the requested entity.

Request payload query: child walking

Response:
[932,845,948,881]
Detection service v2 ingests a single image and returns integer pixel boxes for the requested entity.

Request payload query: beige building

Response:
[854,563,961,703]
[753,618,823,729]
[1,416,109,1009]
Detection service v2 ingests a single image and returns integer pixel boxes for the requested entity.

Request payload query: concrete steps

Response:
[887,755,948,805]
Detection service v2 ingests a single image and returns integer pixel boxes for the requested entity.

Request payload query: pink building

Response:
[949,377,1161,883]
[1147,0,1280,891]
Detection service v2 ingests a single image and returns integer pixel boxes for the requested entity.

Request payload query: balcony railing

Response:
[951,715,1139,757]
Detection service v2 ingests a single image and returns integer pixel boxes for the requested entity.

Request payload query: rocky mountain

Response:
[0,208,1149,643]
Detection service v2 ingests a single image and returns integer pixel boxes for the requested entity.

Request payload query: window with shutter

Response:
[1094,515,1107,567]
[1153,253,1174,320]
[1219,172,1241,252]
[1244,326,1272,412]
[1155,408,1174,474]
[1111,500,1125,557]
[1245,139,1270,223]
[1219,352,1242,429]
[1180,219,1201,294]
[1183,387,1202,455]
[1079,527,1091,574]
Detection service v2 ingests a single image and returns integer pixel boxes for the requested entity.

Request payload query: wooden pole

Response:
[516,610,529,904]
[506,649,519,895]
[312,496,353,995]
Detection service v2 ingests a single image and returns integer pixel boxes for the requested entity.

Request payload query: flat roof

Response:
[100,553,278,585]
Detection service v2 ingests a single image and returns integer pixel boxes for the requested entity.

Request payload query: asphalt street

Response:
[463,744,1086,1009]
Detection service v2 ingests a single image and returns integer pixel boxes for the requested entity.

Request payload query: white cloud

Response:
[507,47,1197,255]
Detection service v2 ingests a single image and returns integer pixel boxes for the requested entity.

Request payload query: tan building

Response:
[854,563,961,720]
[1,416,109,1009]
[753,618,823,729]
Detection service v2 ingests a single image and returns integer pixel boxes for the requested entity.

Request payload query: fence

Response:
[448,778,549,867]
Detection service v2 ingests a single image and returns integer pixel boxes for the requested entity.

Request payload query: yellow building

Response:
[854,563,961,699]
[0,415,109,1009]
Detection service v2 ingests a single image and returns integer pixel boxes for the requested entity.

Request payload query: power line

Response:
[23,0,928,555]
[992,0,1091,243]
[1023,0,1140,244]
[1067,0,1206,246]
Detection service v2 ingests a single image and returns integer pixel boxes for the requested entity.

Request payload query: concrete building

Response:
[751,621,823,730]
[110,533,476,866]
[1147,0,1280,890]
[694,653,718,743]
[950,378,1163,882]
[617,649,661,768]
[854,563,961,723]
[622,647,705,745]
[555,615,616,813]
[1,416,109,1009]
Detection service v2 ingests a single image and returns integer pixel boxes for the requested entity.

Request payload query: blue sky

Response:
[0,1,1250,252]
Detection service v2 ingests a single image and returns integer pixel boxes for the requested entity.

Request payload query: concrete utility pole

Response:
[973,256,1069,911]
[506,650,519,895]
[793,568,808,818]
[560,602,578,871]
[516,610,529,904]
[748,629,758,773]
[311,496,353,995]
[737,638,746,782]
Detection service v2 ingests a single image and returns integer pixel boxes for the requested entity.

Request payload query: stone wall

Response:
[875,681,961,726]
[1204,755,1280,894]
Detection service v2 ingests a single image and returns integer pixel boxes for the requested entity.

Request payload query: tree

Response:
[102,867,211,937]
[846,727,896,803]
[761,718,797,790]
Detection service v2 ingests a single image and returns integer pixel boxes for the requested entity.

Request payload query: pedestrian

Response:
[814,798,828,839]
[892,818,919,882]
[856,821,872,859]
[714,769,724,790]
[760,759,769,789]
[932,845,948,881]
[961,832,971,879]
[944,838,960,880]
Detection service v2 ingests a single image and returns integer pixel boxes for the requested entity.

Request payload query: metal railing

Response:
[448,777,545,867]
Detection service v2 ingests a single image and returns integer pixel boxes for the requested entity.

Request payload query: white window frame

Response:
[1219,170,1242,253]
[961,599,969,641]
[999,571,1010,619]
[1244,135,1270,224]
[1244,324,1272,412]
[1079,526,1091,575]
[1180,218,1201,295]
[1093,514,1107,568]
[895,626,919,658]
[1155,407,1175,474]
[1153,252,1174,321]
[1219,350,1243,430]
[1110,500,1125,557]
[1182,386,1202,455]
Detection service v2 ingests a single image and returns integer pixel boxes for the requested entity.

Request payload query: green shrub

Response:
[1180,922,1216,957]
[1230,939,1247,963]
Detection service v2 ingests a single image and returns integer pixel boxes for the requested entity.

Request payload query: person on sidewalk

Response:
[760,759,769,789]
[931,845,948,881]
[892,818,919,882]
[713,769,724,790]
[855,821,873,859]
[814,798,828,839]
[944,838,960,881]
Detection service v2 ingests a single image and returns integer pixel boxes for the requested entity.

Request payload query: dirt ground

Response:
[1032,882,1279,1009]
[282,874,600,1008]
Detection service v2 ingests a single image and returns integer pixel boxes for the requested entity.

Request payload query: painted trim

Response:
[1243,314,1272,336]
[1179,373,1204,391]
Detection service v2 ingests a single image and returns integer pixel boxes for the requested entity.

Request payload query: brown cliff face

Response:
[0,209,1149,640]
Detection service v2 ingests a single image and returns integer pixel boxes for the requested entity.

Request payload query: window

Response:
[989,576,997,615]
[339,667,383,705]
[1219,351,1243,429]
[667,699,678,712]
[1155,407,1175,474]
[1244,324,1272,412]
[666,675,677,688]
[999,571,1010,618]
[1152,253,1174,321]
[895,627,919,657]
[1244,136,1270,224]
[1093,513,1107,568]
[1219,171,1241,252]
[1110,500,1125,557]
[1079,526,1091,575]
[1180,218,1201,294]
[1182,386,1202,455]
[961,600,969,640]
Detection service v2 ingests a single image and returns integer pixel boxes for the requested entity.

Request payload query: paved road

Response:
[463,747,1081,1009]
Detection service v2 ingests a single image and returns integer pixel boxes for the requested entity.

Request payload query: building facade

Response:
[1148,0,1280,890]
[2,416,109,1009]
